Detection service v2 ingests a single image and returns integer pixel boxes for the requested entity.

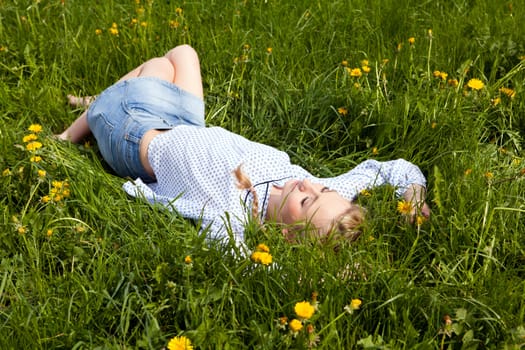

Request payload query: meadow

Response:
[1,0,524,348]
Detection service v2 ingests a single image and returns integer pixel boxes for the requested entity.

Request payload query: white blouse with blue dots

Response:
[123,125,426,244]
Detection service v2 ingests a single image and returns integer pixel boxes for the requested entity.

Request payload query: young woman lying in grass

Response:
[59,45,430,245]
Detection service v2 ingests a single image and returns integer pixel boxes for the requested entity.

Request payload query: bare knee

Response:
[164,45,200,68]
[137,57,175,82]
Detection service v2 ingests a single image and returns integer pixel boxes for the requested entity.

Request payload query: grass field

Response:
[1,0,524,348]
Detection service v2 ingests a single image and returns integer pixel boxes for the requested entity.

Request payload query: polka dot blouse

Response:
[123,125,426,244]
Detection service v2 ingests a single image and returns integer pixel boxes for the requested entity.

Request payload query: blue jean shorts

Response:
[86,77,205,182]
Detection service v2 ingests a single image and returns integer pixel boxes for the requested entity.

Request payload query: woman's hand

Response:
[403,184,431,223]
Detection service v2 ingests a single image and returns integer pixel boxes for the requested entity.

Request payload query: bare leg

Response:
[163,45,204,99]
[60,45,203,143]
[57,110,90,142]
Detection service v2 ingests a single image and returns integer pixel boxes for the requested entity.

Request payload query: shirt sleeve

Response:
[122,179,246,245]
[327,158,427,199]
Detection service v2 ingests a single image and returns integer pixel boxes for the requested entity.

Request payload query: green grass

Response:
[1,0,525,348]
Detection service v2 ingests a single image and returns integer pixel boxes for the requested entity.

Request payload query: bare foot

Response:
[67,94,96,108]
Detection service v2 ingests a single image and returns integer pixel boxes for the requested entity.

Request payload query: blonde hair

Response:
[328,205,365,243]
[233,165,261,226]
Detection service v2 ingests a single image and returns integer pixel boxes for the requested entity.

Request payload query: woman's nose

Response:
[300,179,314,192]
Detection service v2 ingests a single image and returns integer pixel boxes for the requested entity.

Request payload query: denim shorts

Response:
[86,77,205,182]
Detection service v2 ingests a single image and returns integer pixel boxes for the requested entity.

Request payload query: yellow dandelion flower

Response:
[140,21,147,27]
[18,226,27,235]
[251,251,272,265]
[353,82,361,89]
[266,47,272,54]
[361,59,369,66]
[175,7,183,15]
[294,301,315,320]
[433,70,441,78]
[344,298,362,314]
[341,60,348,67]
[447,78,458,87]
[408,37,415,45]
[250,251,261,262]
[397,200,413,215]
[289,319,303,332]
[491,97,501,106]
[484,171,494,179]
[30,155,42,163]
[169,20,180,28]
[431,122,437,129]
[2,168,11,176]
[23,133,38,143]
[464,168,472,176]
[26,141,43,151]
[52,180,63,188]
[28,124,43,133]
[279,316,288,325]
[349,67,362,77]
[46,229,53,237]
[499,87,516,98]
[396,43,403,52]
[259,252,272,265]
[416,215,426,226]
[131,18,138,25]
[466,78,484,90]
[439,72,448,80]
[337,107,348,116]
[372,147,378,155]
[37,169,46,177]
[184,255,192,264]
[360,189,371,197]
[362,65,371,73]
[95,29,102,35]
[136,7,145,15]
[108,23,119,35]
[350,298,362,310]
[428,29,433,38]
[167,335,193,350]
[41,195,51,203]
[256,243,270,253]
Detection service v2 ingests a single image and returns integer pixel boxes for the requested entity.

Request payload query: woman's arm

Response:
[331,158,430,221]
[402,183,431,222]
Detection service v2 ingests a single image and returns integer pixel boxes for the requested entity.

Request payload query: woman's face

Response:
[267,179,352,235]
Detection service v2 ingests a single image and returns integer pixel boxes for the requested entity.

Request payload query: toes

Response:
[67,95,92,108]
